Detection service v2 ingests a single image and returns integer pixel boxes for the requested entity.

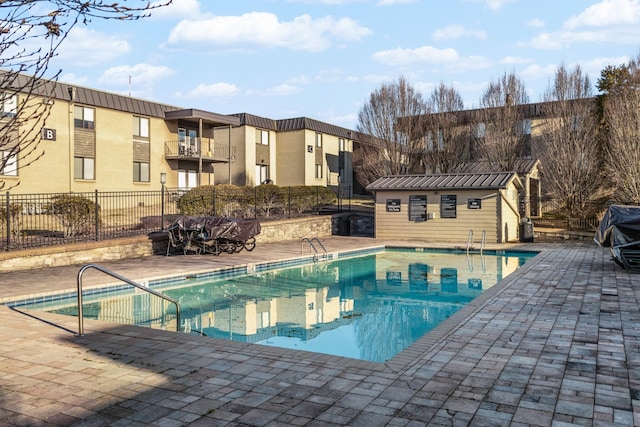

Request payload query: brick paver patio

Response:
[0,237,638,426]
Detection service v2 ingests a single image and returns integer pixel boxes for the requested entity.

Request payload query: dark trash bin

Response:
[520,218,534,242]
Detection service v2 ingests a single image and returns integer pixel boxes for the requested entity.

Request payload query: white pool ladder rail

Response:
[466,229,486,255]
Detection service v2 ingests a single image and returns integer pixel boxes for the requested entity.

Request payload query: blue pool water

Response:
[15,248,536,362]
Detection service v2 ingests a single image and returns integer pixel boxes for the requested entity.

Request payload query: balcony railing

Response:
[164,139,235,163]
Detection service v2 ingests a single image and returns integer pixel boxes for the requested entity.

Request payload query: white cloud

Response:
[56,27,130,66]
[465,0,516,11]
[376,0,418,5]
[432,24,487,41]
[98,64,175,88]
[519,64,557,82]
[264,84,302,96]
[59,73,90,87]
[527,18,545,28]
[183,82,239,98]
[527,26,640,49]
[372,46,491,73]
[167,12,372,52]
[149,0,202,19]
[564,0,640,29]
[372,46,460,66]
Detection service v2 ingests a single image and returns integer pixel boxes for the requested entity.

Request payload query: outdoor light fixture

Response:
[160,172,166,185]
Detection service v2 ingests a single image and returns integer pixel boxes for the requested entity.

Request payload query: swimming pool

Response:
[14,248,536,362]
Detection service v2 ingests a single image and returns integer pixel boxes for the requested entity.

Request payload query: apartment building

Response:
[0,75,355,195]
[213,113,355,194]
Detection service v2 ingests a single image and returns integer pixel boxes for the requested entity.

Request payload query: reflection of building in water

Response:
[90,292,178,331]
[187,285,352,341]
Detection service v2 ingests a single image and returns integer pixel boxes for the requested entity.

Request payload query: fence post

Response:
[161,184,165,231]
[5,192,10,251]
[94,189,99,241]
[254,186,258,219]
[213,187,216,216]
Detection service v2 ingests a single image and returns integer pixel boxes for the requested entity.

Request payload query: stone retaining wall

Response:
[0,215,333,272]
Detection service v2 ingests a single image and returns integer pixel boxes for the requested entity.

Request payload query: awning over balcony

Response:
[164,109,241,127]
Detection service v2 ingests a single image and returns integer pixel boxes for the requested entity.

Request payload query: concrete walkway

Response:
[0,237,638,426]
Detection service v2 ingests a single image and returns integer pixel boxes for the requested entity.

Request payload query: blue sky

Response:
[47,0,640,129]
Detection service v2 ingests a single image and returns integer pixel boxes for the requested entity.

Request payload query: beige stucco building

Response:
[1,76,355,195]
[366,172,523,243]
[213,114,354,193]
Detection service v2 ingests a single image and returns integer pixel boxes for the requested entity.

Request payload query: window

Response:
[256,129,269,145]
[0,95,17,118]
[571,115,581,131]
[518,119,532,135]
[133,116,149,138]
[0,151,17,176]
[426,130,444,151]
[316,133,322,148]
[473,122,485,138]
[74,157,95,180]
[74,106,95,129]
[133,162,149,182]
[178,169,198,189]
[315,164,323,179]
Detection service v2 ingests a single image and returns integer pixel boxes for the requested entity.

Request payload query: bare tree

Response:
[601,53,640,203]
[472,71,530,171]
[420,82,468,173]
[355,76,427,187]
[536,64,601,217]
[0,0,171,190]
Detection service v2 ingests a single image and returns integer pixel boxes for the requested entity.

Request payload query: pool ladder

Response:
[466,229,486,255]
[76,264,181,336]
[301,237,328,261]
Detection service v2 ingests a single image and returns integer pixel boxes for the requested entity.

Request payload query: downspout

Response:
[198,118,203,186]
[497,190,503,243]
[68,87,75,192]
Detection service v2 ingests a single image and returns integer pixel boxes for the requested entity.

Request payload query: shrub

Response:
[178,184,337,218]
[49,195,99,238]
[255,184,286,217]
[176,185,215,215]
[290,186,337,214]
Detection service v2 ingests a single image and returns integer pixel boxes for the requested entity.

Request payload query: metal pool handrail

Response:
[76,263,181,336]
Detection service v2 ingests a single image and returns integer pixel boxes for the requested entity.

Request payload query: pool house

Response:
[366,172,523,244]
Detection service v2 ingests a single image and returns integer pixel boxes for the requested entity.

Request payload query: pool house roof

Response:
[366,172,523,192]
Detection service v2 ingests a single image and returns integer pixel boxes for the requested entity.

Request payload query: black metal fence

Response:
[529,196,609,231]
[1,186,352,252]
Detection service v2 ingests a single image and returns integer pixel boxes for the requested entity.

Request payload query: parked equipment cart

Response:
[166,216,261,256]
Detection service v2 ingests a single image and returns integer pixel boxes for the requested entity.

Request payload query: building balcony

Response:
[164,139,235,163]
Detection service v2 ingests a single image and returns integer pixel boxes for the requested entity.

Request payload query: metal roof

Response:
[7,71,240,122]
[366,172,522,192]
[165,109,240,126]
[450,159,540,177]
[230,113,357,139]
